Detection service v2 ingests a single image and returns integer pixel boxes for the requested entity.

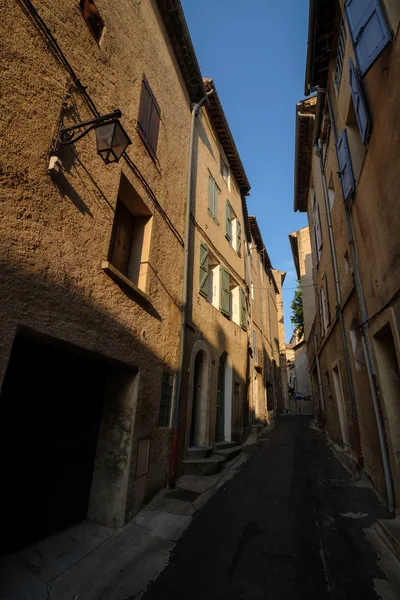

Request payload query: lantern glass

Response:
[95,121,131,164]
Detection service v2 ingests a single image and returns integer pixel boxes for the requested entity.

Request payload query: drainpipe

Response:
[315,138,363,463]
[169,89,213,484]
[315,87,395,513]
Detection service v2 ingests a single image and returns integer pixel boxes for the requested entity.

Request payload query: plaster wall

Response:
[0,0,192,521]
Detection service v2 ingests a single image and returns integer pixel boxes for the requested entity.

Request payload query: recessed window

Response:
[208,174,219,221]
[158,372,174,427]
[344,252,350,274]
[220,153,230,189]
[328,173,335,209]
[79,0,104,43]
[225,201,241,255]
[349,320,366,371]
[137,77,161,160]
[334,19,346,92]
[312,193,323,263]
[108,176,152,293]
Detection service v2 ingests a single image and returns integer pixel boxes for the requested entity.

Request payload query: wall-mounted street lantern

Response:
[58,109,131,164]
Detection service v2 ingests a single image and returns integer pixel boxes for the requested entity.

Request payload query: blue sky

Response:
[181,0,309,342]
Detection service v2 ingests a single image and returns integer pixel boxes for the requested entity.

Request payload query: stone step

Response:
[215,440,237,450]
[250,424,264,435]
[183,455,225,476]
[213,445,242,461]
[186,445,213,460]
[376,517,400,563]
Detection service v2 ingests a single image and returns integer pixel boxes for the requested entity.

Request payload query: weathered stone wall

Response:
[0,0,192,519]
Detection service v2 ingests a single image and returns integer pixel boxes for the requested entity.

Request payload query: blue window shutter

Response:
[336,129,355,201]
[199,243,209,297]
[345,0,391,76]
[349,58,371,145]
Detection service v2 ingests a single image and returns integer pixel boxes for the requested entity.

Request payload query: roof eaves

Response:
[203,78,250,195]
[288,232,301,281]
[156,0,206,103]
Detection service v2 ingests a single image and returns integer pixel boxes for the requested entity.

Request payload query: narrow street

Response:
[143,417,399,600]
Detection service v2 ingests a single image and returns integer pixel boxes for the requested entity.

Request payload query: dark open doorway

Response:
[0,334,108,555]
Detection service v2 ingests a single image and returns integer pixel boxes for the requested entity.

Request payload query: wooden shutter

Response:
[208,176,214,214]
[138,78,160,158]
[138,79,152,138]
[220,267,231,317]
[345,0,391,76]
[240,288,246,329]
[336,129,355,201]
[225,200,232,241]
[237,221,242,255]
[110,200,134,276]
[349,58,371,145]
[199,243,209,298]
[148,101,161,157]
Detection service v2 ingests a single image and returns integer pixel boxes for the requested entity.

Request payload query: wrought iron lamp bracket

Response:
[58,110,122,145]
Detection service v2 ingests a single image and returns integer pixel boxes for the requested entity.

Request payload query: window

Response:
[137,77,161,160]
[108,177,152,293]
[334,19,347,91]
[220,153,230,189]
[319,287,328,336]
[349,320,366,370]
[208,174,219,221]
[225,201,241,255]
[344,252,350,274]
[253,330,257,356]
[349,58,371,145]
[199,243,220,309]
[324,372,333,403]
[312,193,323,262]
[345,0,391,76]
[336,129,355,201]
[251,282,254,301]
[79,0,104,43]
[225,200,233,241]
[158,372,174,427]
[220,266,231,318]
[231,286,246,329]
[328,173,335,209]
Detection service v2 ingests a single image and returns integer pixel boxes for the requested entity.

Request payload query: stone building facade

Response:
[0,0,205,553]
[295,0,400,512]
[0,0,286,555]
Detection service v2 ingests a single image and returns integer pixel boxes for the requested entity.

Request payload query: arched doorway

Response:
[190,350,207,446]
[215,353,233,442]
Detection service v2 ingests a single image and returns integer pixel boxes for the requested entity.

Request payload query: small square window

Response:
[108,176,153,293]
[79,0,104,43]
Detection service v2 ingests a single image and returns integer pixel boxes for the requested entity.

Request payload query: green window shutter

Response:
[214,182,219,222]
[199,243,209,297]
[220,266,231,317]
[240,288,246,329]
[237,221,241,255]
[208,176,214,215]
[225,200,232,241]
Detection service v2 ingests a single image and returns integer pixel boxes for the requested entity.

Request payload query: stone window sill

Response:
[102,261,150,304]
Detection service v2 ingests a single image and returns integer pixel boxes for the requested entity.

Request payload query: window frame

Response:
[137,76,161,161]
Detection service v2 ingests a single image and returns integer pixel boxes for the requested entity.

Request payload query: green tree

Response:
[290,281,304,339]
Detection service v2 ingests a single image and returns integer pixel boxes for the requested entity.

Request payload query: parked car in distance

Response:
[295,392,306,401]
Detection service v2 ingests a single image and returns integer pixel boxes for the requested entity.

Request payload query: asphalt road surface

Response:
[143,416,398,600]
